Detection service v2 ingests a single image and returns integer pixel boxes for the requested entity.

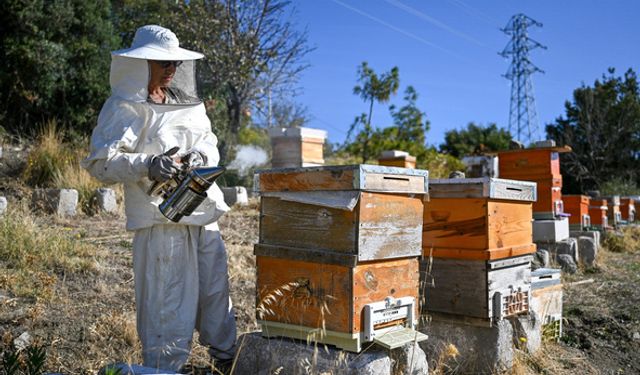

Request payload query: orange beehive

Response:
[497,146,571,219]
[254,164,429,351]
[620,197,636,222]
[604,196,622,227]
[588,199,609,229]
[563,195,591,230]
[423,178,537,261]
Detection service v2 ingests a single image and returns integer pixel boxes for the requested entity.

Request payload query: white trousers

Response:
[133,224,237,371]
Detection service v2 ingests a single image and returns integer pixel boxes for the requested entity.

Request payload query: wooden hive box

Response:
[421,255,532,323]
[620,197,636,222]
[268,127,327,168]
[254,165,429,351]
[497,146,570,180]
[531,268,563,341]
[563,195,591,230]
[604,196,622,227]
[588,199,609,229]
[377,150,416,169]
[424,178,537,261]
[255,250,420,352]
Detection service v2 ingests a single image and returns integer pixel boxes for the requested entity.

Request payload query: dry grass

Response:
[603,226,640,253]
[0,202,99,300]
[21,120,108,215]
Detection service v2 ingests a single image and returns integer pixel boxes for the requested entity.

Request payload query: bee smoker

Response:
[149,165,225,222]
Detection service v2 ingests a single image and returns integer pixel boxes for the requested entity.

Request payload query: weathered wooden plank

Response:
[254,165,428,193]
[487,201,533,249]
[422,256,531,319]
[256,256,353,332]
[259,196,357,253]
[254,243,358,267]
[428,178,536,201]
[357,192,423,260]
[423,198,488,249]
[424,243,536,261]
[422,258,488,317]
[352,258,420,333]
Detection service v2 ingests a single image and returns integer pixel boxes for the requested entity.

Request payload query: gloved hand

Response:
[181,151,207,168]
[148,147,181,182]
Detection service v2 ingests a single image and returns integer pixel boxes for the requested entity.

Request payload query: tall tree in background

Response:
[546,68,640,193]
[440,123,512,158]
[0,0,119,135]
[348,62,400,162]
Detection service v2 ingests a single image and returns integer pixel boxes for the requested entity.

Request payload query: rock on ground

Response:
[233,332,428,375]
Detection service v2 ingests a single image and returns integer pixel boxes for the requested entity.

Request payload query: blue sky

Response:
[291,0,640,147]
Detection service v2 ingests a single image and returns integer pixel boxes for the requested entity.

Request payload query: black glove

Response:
[149,147,181,182]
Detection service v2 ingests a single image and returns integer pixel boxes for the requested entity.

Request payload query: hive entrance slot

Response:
[383,176,410,182]
[506,187,523,192]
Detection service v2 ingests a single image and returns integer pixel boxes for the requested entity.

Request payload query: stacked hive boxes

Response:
[620,197,636,223]
[377,150,416,169]
[589,198,609,230]
[604,195,623,228]
[268,127,327,168]
[422,177,537,324]
[253,165,429,352]
[563,195,591,231]
[497,146,571,219]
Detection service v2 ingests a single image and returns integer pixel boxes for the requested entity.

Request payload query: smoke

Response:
[227,145,268,176]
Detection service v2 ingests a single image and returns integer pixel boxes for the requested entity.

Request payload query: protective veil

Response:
[82,25,236,371]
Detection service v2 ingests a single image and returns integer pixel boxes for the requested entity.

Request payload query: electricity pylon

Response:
[500,14,547,144]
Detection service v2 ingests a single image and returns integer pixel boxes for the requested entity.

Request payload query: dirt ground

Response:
[0,146,639,373]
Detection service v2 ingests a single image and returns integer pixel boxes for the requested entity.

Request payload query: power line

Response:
[500,13,546,144]
[330,0,460,58]
[383,0,486,47]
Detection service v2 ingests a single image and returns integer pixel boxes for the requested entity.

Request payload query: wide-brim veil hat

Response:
[112,25,203,60]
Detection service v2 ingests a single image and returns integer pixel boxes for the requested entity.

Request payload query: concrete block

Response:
[31,189,78,216]
[533,218,569,243]
[233,332,427,375]
[420,318,513,374]
[509,311,542,354]
[532,249,550,270]
[0,196,7,216]
[556,254,577,274]
[571,230,601,248]
[221,186,249,206]
[578,236,597,267]
[539,237,579,264]
[95,188,118,213]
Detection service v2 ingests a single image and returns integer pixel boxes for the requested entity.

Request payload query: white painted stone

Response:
[0,196,7,216]
[233,332,427,375]
[0,145,3,159]
[32,189,78,216]
[221,186,249,206]
[14,331,31,351]
[578,236,597,267]
[420,318,513,374]
[533,218,570,243]
[95,188,118,213]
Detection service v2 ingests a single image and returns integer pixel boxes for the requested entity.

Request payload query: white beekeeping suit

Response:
[82,25,236,371]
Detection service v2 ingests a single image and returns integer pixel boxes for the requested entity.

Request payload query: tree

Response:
[347,62,400,162]
[0,0,119,135]
[440,123,512,158]
[546,68,640,193]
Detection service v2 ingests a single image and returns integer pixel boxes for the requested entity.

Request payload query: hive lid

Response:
[254,164,429,194]
[373,328,428,350]
[428,177,537,202]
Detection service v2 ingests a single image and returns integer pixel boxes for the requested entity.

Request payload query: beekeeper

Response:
[82,25,236,371]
